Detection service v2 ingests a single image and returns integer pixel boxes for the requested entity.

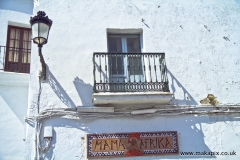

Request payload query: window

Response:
[93,32,169,93]
[107,34,143,83]
[4,26,31,73]
[93,30,172,106]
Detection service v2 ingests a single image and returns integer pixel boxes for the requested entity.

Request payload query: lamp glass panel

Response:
[32,23,38,41]
[39,23,50,40]
[32,22,50,45]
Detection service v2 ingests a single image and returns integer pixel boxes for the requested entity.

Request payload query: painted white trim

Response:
[0,71,29,86]
[8,21,31,29]
[107,28,143,34]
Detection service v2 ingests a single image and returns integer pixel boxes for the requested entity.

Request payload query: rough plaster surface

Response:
[0,73,29,159]
[0,0,33,69]
[1,0,238,159]
[29,0,240,108]
[26,115,240,160]
[0,0,33,44]
[0,97,25,160]
[0,0,32,159]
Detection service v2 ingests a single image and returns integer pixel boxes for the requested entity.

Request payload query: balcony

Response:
[92,52,173,107]
[0,46,30,73]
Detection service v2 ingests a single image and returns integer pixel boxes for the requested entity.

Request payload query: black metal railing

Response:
[0,46,6,71]
[0,46,31,73]
[93,52,169,92]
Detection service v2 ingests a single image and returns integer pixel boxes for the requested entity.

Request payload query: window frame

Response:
[107,34,143,82]
[4,25,32,73]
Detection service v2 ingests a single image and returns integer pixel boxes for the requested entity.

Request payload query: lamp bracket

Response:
[38,46,46,80]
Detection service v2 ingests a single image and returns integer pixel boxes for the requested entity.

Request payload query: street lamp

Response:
[30,11,52,80]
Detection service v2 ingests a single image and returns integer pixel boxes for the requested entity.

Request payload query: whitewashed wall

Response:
[29,0,240,107]
[0,72,29,160]
[0,0,33,42]
[0,0,33,159]
[26,0,240,159]
[27,115,240,160]
[0,0,33,68]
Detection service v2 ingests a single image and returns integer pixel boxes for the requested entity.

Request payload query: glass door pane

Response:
[108,37,124,75]
[22,30,31,63]
[126,37,142,75]
[8,29,20,62]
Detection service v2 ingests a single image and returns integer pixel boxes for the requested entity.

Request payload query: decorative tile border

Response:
[87,131,178,158]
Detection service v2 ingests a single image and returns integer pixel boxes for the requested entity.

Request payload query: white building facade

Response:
[0,0,33,159]
[1,0,240,159]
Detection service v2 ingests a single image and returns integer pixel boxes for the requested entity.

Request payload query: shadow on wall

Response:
[37,115,240,159]
[42,118,87,160]
[0,0,33,15]
[168,69,198,105]
[73,77,93,106]
[47,67,76,108]
[94,61,108,81]
[0,85,28,125]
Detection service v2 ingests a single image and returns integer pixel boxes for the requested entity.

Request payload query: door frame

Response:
[107,34,144,83]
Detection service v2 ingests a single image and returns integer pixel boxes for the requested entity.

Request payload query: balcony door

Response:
[4,26,31,73]
[108,34,143,84]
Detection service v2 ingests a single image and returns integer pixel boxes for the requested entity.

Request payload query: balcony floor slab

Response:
[92,92,173,107]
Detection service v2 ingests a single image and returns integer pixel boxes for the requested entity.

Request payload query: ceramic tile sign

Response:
[87,131,179,158]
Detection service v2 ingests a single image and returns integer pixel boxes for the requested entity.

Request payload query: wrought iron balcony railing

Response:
[93,52,169,93]
[0,46,31,73]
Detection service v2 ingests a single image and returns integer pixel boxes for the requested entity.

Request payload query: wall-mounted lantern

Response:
[30,11,52,80]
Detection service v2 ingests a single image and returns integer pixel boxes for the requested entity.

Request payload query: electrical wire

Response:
[25,96,240,160]
[25,105,240,123]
